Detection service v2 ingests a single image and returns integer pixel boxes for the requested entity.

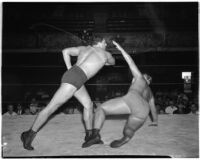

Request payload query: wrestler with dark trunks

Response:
[21,36,115,150]
[82,40,158,148]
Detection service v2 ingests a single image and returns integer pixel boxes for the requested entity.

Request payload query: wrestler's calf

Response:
[110,115,145,148]
[83,102,95,141]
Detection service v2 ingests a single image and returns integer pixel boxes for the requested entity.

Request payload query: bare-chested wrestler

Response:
[21,36,115,150]
[82,41,158,148]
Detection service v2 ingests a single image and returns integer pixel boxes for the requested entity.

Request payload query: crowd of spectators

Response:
[2,87,198,117]
[154,90,198,115]
[3,89,49,116]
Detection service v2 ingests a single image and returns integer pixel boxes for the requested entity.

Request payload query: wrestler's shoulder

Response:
[77,46,90,50]
[79,46,104,52]
[78,46,94,54]
[135,76,146,83]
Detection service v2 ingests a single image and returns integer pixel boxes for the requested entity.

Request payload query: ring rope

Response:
[3,65,197,68]
[2,83,191,86]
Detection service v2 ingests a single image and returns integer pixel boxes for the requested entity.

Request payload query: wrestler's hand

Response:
[112,40,123,51]
[149,122,158,127]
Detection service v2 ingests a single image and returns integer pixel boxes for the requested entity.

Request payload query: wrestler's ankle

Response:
[86,129,92,132]
[92,128,101,138]
[29,129,37,134]
[85,129,93,141]
[123,136,131,142]
[26,129,37,139]
[93,128,100,134]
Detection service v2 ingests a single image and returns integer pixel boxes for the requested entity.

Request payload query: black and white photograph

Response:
[1,1,199,158]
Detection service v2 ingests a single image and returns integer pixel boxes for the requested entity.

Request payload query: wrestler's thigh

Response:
[48,83,77,107]
[74,85,92,107]
[101,97,131,115]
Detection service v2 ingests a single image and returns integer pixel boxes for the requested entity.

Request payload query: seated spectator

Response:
[175,101,186,114]
[16,104,23,115]
[159,109,165,114]
[23,108,31,115]
[177,92,189,104]
[188,103,198,115]
[182,99,191,114]
[29,104,38,115]
[3,104,17,116]
[29,98,40,115]
[165,100,178,114]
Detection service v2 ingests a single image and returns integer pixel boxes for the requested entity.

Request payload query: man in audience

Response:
[188,103,198,115]
[165,100,178,114]
[16,104,23,115]
[3,104,17,116]
[29,98,40,115]
[23,108,31,115]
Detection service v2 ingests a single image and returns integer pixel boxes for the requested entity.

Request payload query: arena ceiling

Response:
[3,2,198,33]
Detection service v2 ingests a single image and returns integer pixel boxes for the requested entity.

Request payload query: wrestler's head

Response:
[92,36,107,49]
[143,73,152,85]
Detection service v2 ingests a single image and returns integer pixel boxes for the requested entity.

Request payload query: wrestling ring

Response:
[2,113,199,158]
[2,62,199,158]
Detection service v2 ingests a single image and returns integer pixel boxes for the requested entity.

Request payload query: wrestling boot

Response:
[110,136,130,148]
[84,129,93,142]
[82,129,103,148]
[21,129,37,150]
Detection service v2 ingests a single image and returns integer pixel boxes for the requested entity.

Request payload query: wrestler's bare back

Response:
[76,46,110,79]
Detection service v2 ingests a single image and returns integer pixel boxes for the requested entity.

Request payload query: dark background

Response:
[2,2,199,112]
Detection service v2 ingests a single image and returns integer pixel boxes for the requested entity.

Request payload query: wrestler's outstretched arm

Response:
[112,41,142,78]
[148,96,158,126]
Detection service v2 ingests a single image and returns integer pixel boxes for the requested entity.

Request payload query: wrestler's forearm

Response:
[119,49,142,77]
[151,107,158,122]
[149,97,158,123]
[62,51,72,69]
[149,105,158,123]
[113,41,141,77]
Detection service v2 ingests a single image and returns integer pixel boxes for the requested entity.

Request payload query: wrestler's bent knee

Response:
[123,116,145,137]
[96,106,106,117]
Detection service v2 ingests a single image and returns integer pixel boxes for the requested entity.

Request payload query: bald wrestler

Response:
[82,41,158,148]
[21,36,115,150]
